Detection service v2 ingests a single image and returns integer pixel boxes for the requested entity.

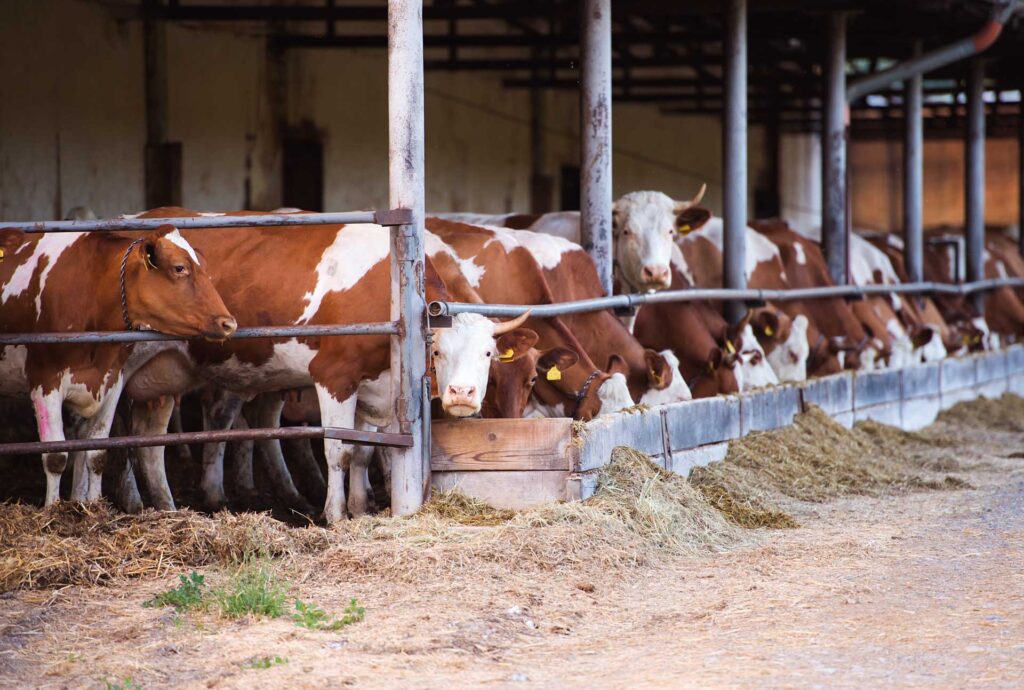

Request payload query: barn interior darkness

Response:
[0,0,1021,233]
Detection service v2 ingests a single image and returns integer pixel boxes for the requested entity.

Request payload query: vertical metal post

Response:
[965,58,986,312]
[143,0,168,147]
[903,41,924,284]
[1019,101,1024,258]
[822,12,848,285]
[580,0,613,296]
[723,0,748,324]
[388,0,428,516]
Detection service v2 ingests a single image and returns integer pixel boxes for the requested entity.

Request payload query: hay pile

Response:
[0,449,745,592]
[0,501,328,592]
[690,405,969,528]
[938,393,1024,432]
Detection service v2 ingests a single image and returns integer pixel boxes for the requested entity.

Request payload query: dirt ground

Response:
[1,414,1022,689]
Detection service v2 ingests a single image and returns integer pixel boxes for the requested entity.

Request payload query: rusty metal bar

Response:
[0,322,399,346]
[429,278,1024,319]
[2,209,412,233]
[579,0,613,296]
[0,425,413,457]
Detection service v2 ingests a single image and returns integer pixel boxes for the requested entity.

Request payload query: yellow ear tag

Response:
[546,366,562,382]
[0,248,5,261]
[145,253,157,271]
[498,348,515,362]
[677,224,691,234]
[725,340,736,355]
[764,325,774,337]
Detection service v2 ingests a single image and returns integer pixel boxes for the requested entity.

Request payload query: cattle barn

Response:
[1,0,1024,517]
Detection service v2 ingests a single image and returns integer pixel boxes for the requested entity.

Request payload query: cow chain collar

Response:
[570,369,604,418]
[119,237,147,330]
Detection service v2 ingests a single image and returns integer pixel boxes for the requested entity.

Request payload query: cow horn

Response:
[493,310,532,335]
[690,183,707,207]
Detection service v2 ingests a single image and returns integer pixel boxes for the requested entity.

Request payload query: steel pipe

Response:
[2,209,411,233]
[822,11,848,285]
[966,58,987,312]
[387,0,429,517]
[723,0,748,324]
[846,1,1017,103]
[0,425,413,457]
[904,41,924,284]
[0,322,399,346]
[580,0,613,296]
[428,278,1024,319]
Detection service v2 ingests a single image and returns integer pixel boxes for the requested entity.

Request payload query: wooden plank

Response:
[431,470,569,509]
[430,417,575,471]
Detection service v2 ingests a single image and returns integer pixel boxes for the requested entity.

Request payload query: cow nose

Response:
[641,264,670,285]
[446,385,477,401]
[218,316,238,337]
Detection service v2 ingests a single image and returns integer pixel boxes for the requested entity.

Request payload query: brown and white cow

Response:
[0,225,236,505]
[120,209,536,522]
[437,185,708,295]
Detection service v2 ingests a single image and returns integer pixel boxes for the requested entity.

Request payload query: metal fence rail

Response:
[0,322,399,346]
[2,209,412,233]
[429,277,1024,319]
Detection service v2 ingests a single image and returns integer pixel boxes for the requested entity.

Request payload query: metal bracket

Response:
[323,426,414,448]
[374,207,414,226]
[743,299,766,309]
[613,305,637,317]
[429,314,453,329]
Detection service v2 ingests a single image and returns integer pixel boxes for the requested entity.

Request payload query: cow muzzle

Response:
[203,315,238,340]
[639,264,671,289]
[442,384,480,417]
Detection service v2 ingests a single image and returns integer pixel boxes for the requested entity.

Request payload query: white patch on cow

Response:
[886,234,904,250]
[837,350,847,370]
[995,259,1009,279]
[0,345,29,395]
[638,350,692,405]
[271,207,303,214]
[203,339,317,394]
[425,231,486,287]
[528,212,584,242]
[918,330,947,363]
[480,225,522,254]
[766,315,809,383]
[888,333,917,369]
[858,346,879,371]
[298,224,389,323]
[165,229,201,266]
[508,229,578,270]
[433,313,497,416]
[609,191,680,291]
[432,212,516,227]
[971,316,998,350]
[670,243,697,286]
[793,241,807,265]
[356,369,393,428]
[693,217,787,283]
[736,325,779,390]
[596,372,635,415]
[198,212,226,218]
[118,212,143,220]
[849,234,902,310]
[2,232,82,316]
[523,399,565,418]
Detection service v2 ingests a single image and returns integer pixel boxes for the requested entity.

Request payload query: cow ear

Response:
[751,309,780,340]
[606,353,630,378]
[910,325,935,349]
[674,206,712,234]
[495,328,539,363]
[643,349,672,389]
[537,347,579,375]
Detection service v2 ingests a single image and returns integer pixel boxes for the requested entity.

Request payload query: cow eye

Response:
[485,351,492,358]
[432,350,440,358]
[530,376,538,385]
[174,265,187,274]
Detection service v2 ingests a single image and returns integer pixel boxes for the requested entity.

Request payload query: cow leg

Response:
[78,384,126,502]
[314,385,358,524]
[251,394,316,515]
[131,396,176,510]
[168,401,193,463]
[67,415,91,501]
[282,435,327,507]
[200,390,244,511]
[230,412,259,503]
[111,456,143,514]
[29,387,72,506]
[346,439,374,518]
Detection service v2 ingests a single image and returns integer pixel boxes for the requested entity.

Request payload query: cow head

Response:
[482,331,577,419]
[612,185,706,292]
[123,226,237,339]
[638,349,692,405]
[433,311,531,417]
[690,346,741,398]
[752,308,809,383]
[910,325,947,363]
[726,317,779,391]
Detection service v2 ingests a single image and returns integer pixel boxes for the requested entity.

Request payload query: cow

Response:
[437,184,708,296]
[0,224,236,506]
[118,209,539,523]
[919,230,998,351]
[425,218,638,418]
